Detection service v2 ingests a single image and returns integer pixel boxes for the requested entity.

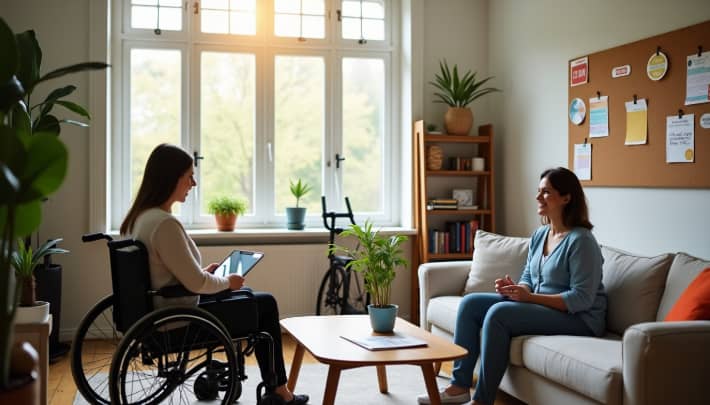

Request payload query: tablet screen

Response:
[214,250,264,278]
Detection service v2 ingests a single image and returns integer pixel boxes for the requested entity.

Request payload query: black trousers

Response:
[199,291,288,386]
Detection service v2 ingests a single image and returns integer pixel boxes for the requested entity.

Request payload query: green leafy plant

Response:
[207,196,248,216]
[430,59,501,107]
[11,238,68,307]
[289,178,311,208]
[0,17,108,388]
[329,220,408,307]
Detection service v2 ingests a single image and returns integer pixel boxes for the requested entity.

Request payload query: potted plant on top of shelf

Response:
[0,17,109,396]
[11,239,68,324]
[430,59,501,136]
[330,220,408,333]
[286,178,311,230]
[208,196,247,232]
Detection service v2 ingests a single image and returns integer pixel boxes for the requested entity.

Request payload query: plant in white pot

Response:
[207,196,247,232]
[286,178,311,230]
[330,220,408,333]
[11,239,68,324]
[430,59,501,136]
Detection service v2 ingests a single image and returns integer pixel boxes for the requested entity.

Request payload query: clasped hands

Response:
[495,275,531,302]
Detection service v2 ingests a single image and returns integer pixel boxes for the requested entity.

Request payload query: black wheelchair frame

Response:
[315,196,370,315]
[71,233,284,405]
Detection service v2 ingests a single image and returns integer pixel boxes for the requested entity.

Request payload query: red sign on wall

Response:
[570,57,588,87]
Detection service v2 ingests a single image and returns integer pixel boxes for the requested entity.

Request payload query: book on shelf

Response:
[340,332,428,351]
[428,219,480,254]
[426,198,458,211]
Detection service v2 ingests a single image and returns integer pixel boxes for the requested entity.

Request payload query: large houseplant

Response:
[330,220,408,332]
[0,17,108,390]
[430,59,501,135]
[207,196,247,232]
[286,178,311,230]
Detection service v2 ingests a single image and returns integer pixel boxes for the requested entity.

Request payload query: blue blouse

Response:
[519,225,607,336]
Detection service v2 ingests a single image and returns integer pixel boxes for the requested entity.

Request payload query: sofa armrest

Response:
[418,261,470,330]
[622,320,710,405]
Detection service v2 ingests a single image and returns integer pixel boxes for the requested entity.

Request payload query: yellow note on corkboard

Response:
[625,99,648,145]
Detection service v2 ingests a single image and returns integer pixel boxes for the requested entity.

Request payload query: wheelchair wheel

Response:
[71,295,122,405]
[109,306,239,404]
[316,266,369,315]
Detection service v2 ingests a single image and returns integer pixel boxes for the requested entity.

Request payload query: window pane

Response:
[274,14,300,37]
[275,0,300,13]
[341,1,361,17]
[202,0,228,8]
[132,0,157,6]
[129,49,181,201]
[302,0,325,14]
[158,7,182,31]
[341,17,360,39]
[274,56,324,214]
[131,3,182,31]
[342,57,384,213]
[230,11,256,35]
[302,16,325,39]
[362,0,385,19]
[200,52,256,215]
[131,6,158,29]
[362,18,384,40]
[201,9,229,34]
[159,0,181,6]
[230,0,256,11]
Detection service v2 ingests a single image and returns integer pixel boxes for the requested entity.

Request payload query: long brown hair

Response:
[540,167,593,230]
[120,144,193,235]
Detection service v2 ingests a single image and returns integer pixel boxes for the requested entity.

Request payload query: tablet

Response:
[214,250,264,278]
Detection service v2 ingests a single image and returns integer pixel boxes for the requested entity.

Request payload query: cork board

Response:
[567,20,710,188]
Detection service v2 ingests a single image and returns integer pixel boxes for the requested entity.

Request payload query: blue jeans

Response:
[451,293,593,405]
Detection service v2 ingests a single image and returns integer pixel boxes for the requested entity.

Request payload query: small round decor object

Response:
[647,51,668,81]
[426,145,444,170]
[569,98,586,125]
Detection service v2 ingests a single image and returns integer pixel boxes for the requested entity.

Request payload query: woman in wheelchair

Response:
[119,143,309,405]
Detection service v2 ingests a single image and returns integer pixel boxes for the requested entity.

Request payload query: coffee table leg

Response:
[287,343,305,392]
[376,365,388,393]
[420,363,441,405]
[323,365,342,405]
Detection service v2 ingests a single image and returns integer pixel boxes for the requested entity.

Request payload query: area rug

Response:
[74,363,450,404]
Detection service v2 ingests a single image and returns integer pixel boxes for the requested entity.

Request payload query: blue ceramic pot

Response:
[285,207,306,230]
[367,304,398,333]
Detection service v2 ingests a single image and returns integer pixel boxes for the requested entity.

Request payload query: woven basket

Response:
[426,145,444,170]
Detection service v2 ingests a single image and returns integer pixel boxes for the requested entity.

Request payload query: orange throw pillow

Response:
[665,268,710,321]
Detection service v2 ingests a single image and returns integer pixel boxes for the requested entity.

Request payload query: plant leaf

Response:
[14,30,41,95]
[18,131,68,202]
[60,119,89,127]
[10,101,31,138]
[0,200,42,239]
[35,62,110,86]
[37,85,76,117]
[0,18,18,83]
[32,114,60,134]
[54,100,90,119]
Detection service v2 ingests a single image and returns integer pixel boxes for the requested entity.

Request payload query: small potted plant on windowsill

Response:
[330,220,408,333]
[207,197,247,232]
[286,178,311,230]
[430,59,501,135]
[11,239,68,324]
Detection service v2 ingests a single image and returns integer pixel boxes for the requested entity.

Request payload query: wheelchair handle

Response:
[82,233,113,243]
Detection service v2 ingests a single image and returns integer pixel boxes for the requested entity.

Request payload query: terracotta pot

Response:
[444,107,473,135]
[214,213,237,232]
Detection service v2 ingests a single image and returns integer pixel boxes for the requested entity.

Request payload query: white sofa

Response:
[418,230,710,405]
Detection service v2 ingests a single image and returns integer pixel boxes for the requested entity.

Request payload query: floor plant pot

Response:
[367,304,398,333]
[286,207,307,230]
[444,107,473,135]
[14,301,50,325]
[214,213,237,232]
[35,263,70,361]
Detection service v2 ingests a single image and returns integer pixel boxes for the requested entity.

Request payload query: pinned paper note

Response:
[685,51,710,105]
[625,99,648,145]
[574,143,592,180]
[666,114,694,163]
[589,96,609,138]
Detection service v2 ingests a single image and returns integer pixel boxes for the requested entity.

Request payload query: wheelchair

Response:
[71,233,284,404]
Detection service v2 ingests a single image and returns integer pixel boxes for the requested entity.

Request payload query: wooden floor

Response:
[50,334,524,404]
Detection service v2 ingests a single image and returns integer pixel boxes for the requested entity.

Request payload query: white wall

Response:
[486,0,710,257]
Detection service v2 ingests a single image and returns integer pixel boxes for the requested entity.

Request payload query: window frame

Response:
[110,0,401,230]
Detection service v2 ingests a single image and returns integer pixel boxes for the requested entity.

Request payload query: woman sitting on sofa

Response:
[418,167,607,405]
[120,143,309,405]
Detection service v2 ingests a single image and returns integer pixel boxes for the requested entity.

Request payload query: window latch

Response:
[193,151,204,167]
[193,1,199,15]
[335,153,346,169]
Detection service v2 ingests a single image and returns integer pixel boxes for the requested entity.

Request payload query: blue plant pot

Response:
[367,304,398,333]
[286,207,306,230]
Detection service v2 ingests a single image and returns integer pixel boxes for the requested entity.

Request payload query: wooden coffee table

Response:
[280,315,467,405]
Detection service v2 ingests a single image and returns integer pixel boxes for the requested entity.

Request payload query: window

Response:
[112,0,399,229]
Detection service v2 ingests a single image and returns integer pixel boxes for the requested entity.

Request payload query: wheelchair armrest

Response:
[201,288,256,303]
[152,285,198,298]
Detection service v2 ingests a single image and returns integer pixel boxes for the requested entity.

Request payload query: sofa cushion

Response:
[521,335,622,404]
[463,230,529,294]
[600,246,673,335]
[664,268,710,321]
[657,253,710,320]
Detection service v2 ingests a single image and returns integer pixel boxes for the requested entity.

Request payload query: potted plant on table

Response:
[0,17,108,397]
[286,178,311,230]
[430,59,501,135]
[207,196,247,232]
[330,220,408,333]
